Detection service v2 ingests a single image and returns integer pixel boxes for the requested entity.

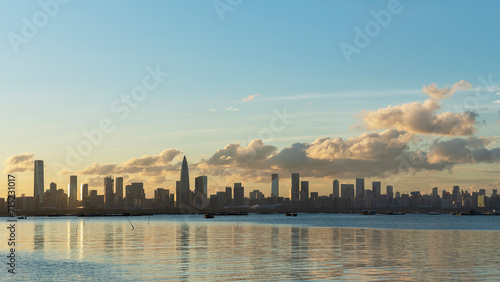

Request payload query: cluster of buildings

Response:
[2,157,500,213]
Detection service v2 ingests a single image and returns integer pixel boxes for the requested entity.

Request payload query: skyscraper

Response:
[233,183,244,206]
[372,181,381,196]
[387,185,394,199]
[180,156,191,207]
[115,177,124,202]
[69,175,77,201]
[300,181,309,201]
[271,173,279,198]
[355,178,364,198]
[225,187,232,207]
[81,183,88,202]
[341,184,355,198]
[104,176,114,209]
[333,179,339,198]
[34,160,44,206]
[194,175,208,209]
[291,173,300,202]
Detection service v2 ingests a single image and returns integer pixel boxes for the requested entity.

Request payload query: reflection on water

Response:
[2,215,500,281]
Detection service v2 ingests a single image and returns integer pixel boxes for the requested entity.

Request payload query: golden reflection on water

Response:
[1,216,499,280]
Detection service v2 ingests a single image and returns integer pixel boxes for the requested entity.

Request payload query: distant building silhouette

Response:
[195,175,208,209]
[271,173,279,198]
[372,181,381,196]
[104,176,114,209]
[356,178,364,198]
[225,187,232,207]
[115,177,124,207]
[341,184,355,198]
[291,173,300,202]
[180,156,191,207]
[69,175,77,207]
[233,183,244,206]
[300,181,309,201]
[34,160,45,207]
[333,179,340,198]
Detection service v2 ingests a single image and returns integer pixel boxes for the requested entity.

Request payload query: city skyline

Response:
[2,1,500,199]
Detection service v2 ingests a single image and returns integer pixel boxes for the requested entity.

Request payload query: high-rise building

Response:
[50,182,57,194]
[432,187,438,197]
[372,181,381,196]
[69,175,77,201]
[333,179,340,198]
[81,184,89,202]
[291,173,300,202]
[194,176,208,209]
[355,178,364,198]
[341,184,355,198]
[452,186,461,204]
[271,174,279,198]
[225,187,232,207]
[175,181,181,207]
[104,176,114,209]
[115,177,124,202]
[34,160,45,206]
[300,181,309,201]
[387,185,394,199]
[233,183,244,206]
[249,190,264,200]
[180,156,191,207]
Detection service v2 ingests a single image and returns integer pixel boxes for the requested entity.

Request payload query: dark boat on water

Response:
[204,214,214,218]
[285,212,297,217]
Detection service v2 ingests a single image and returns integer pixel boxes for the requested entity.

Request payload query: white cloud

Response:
[242,93,262,102]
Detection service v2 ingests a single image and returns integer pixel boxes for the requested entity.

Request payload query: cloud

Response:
[199,133,455,181]
[66,149,183,178]
[209,108,217,111]
[4,153,35,173]
[206,139,277,167]
[362,80,478,136]
[493,100,500,104]
[225,106,238,111]
[428,137,500,164]
[306,129,413,161]
[242,93,262,102]
[422,80,471,100]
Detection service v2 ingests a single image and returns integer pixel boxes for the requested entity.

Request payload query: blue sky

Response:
[2,0,500,197]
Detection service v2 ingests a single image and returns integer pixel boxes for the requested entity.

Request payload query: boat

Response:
[361,210,377,215]
[285,212,297,217]
[17,216,27,219]
[204,214,214,219]
[428,212,440,215]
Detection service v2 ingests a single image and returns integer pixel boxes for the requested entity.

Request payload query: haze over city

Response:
[2,1,500,199]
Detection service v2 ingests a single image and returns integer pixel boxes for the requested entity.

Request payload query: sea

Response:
[1,213,499,281]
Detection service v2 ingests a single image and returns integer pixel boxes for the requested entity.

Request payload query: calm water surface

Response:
[1,213,499,281]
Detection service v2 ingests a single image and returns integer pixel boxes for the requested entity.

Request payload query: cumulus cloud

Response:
[422,80,471,100]
[65,149,183,178]
[4,153,35,173]
[306,129,413,161]
[428,137,500,164]
[206,139,277,167]
[362,80,478,136]
[199,134,455,181]
[242,93,262,102]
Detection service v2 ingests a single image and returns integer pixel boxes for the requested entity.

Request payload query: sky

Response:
[1,0,500,198]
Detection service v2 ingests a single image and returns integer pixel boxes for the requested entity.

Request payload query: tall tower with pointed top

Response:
[180,156,191,206]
